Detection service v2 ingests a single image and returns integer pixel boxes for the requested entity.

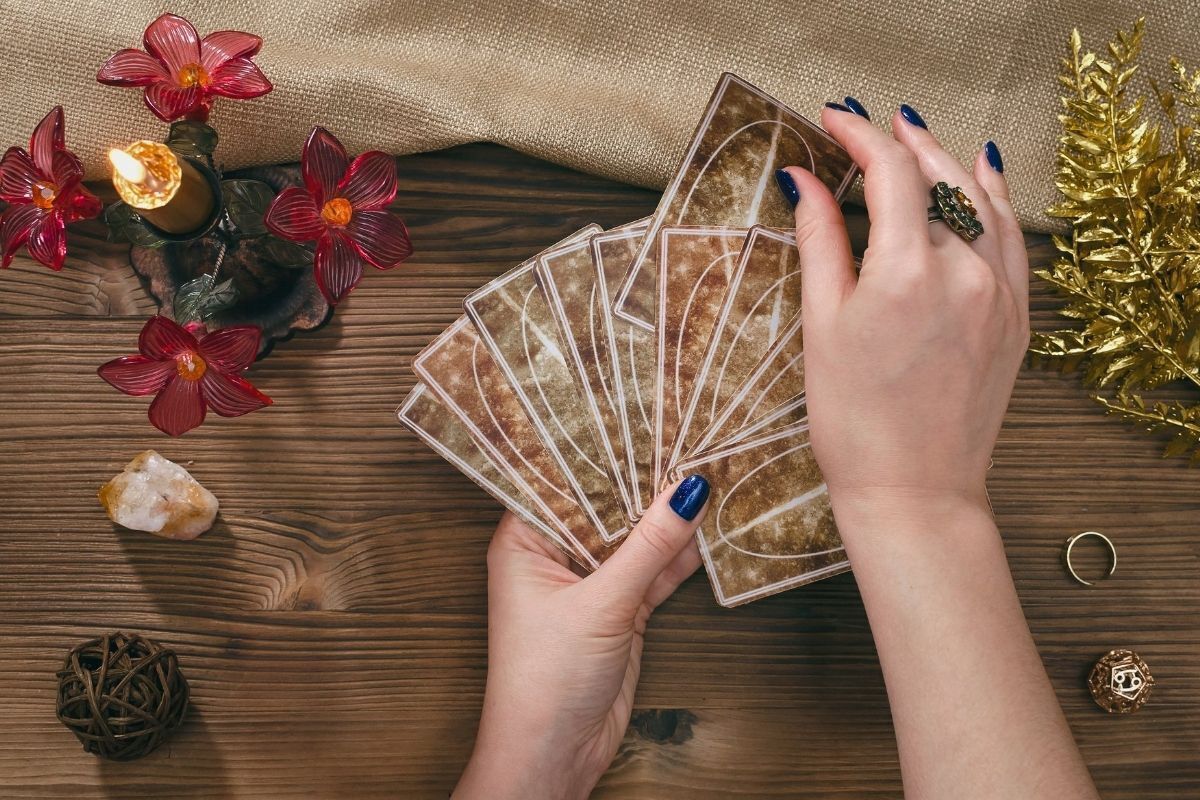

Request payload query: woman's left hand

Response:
[454,476,709,800]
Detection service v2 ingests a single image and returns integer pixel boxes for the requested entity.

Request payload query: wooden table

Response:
[0,143,1196,798]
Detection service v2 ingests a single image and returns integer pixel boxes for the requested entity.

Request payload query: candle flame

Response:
[109,148,148,184]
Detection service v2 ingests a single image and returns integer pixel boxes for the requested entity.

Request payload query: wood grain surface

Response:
[0,143,1196,798]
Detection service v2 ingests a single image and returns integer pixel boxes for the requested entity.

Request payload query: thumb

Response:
[775,167,856,329]
[589,475,710,610]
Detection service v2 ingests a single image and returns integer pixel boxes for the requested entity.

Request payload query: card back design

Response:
[694,311,806,454]
[593,223,657,517]
[397,383,581,565]
[674,425,848,607]
[670,227,802,467]
[612,72,857,329]
[654,226,746,492]
[464,226,630,543]
[537,225,645,520]
[413,315,614,569]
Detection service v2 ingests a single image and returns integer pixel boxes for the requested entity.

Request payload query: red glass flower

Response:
[98,316,272,436]
[96,13,272,123]
[1,107,102,271]
[264,127,412,305]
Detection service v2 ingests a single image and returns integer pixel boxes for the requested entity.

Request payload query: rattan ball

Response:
[55,632,189,760]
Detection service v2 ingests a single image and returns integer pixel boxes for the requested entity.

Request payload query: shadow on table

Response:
[97,707,229,799]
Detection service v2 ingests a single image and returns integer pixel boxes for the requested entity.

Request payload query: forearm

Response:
[832,491,1098,800]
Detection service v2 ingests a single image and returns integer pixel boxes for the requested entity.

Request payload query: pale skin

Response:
[454,106,1100,799]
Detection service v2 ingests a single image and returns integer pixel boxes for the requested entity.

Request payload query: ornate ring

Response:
[926,181,984,242]
[1088,649,1153,713]
[1064,531,1117,586]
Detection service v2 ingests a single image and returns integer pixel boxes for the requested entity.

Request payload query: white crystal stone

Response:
[99,450,218,540]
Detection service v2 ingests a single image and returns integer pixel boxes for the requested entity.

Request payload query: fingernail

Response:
[669,474,710,521]
[984,140,1004,173]
[774,169,800,208]
[843,96,870,119]
[824,101,852,113]
[899,104,927,130]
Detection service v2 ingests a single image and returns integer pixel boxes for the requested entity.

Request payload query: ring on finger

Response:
[927,181,984,242]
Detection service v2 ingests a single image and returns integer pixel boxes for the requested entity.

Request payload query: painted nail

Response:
[824,101,852,113]
[899,104,927,129]
[669,474,710,521]
[984,140,1004,173]
[774,169,800,208]
[844,96,870,119]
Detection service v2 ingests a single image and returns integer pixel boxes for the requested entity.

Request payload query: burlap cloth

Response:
[1,1,1194,233]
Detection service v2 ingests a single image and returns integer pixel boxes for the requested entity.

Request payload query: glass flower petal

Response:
[302,127,349,207]
[202,370,272,417]
[1,204,41,267]
[208,57,273,99]
[201,31,263,73]
[25,213,66,271]
[143,82,204,122]
[1,147,41,203]
[148,376,207,436]
[142,13,202,77]
[58,183,103,223]
[28,107,65,178]
[264,186,325,242]
[98,356,176,396]
[346,210,413,269]
[139,315,198,359]
[96,48,169,86]
[315,231,365,304]
[198,325,261,372]
[338,151,398,211]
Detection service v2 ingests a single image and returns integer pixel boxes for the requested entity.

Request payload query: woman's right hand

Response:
[779,106,1028,518]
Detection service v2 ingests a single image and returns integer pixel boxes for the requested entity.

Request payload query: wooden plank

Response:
[0,143,1196,798]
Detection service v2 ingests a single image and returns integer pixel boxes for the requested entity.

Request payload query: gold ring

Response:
[1064,531,1116,586]
[926,181,985,242]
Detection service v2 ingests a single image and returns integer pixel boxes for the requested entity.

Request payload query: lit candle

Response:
[109,141,216,235]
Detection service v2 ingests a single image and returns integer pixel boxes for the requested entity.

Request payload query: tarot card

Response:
[592,223,657,517]
[654,226,747,492]
[673,424,849,607]
[464,226,630,543]
[536,221,649,521]
[693,311,806,454]
[413,315,615,569]
[397,383,584,566]
[612,72,857,329]
[669,226,801,468]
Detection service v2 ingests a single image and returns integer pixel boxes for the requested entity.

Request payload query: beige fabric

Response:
[1,1,1195,232]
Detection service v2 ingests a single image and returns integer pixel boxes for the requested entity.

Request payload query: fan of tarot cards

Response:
[398,73,859,607]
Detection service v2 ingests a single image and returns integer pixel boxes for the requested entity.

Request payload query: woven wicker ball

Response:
[55,632,189,760]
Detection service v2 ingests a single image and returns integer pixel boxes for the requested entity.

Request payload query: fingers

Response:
[819,104,931,253]
[589,475,710,612]
[777,167,856,329]
[890,107,1004,268]
[644,539,702,610]
[972,142,1029,312]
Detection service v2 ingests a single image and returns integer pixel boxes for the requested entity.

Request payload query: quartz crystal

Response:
[99,450,218,539]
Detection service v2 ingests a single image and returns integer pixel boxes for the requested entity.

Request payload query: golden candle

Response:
[109,141,215,235]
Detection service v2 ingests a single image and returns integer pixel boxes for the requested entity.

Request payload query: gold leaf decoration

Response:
[1032,19,1200,461]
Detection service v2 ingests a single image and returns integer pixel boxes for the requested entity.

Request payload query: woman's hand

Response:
[776,104,1097,799]
[454,476,709,800]
[781,108,1029,518]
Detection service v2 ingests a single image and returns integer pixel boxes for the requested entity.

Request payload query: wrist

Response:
[829,485,995,542]
[455,711,597,800]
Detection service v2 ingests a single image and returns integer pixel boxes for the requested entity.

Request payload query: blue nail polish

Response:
[984,140,1004,173]
[899,104,927,129]
[824,101,852,113]
[669,475,710,521]
[844,96,870,119]
[774,169,800,208]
